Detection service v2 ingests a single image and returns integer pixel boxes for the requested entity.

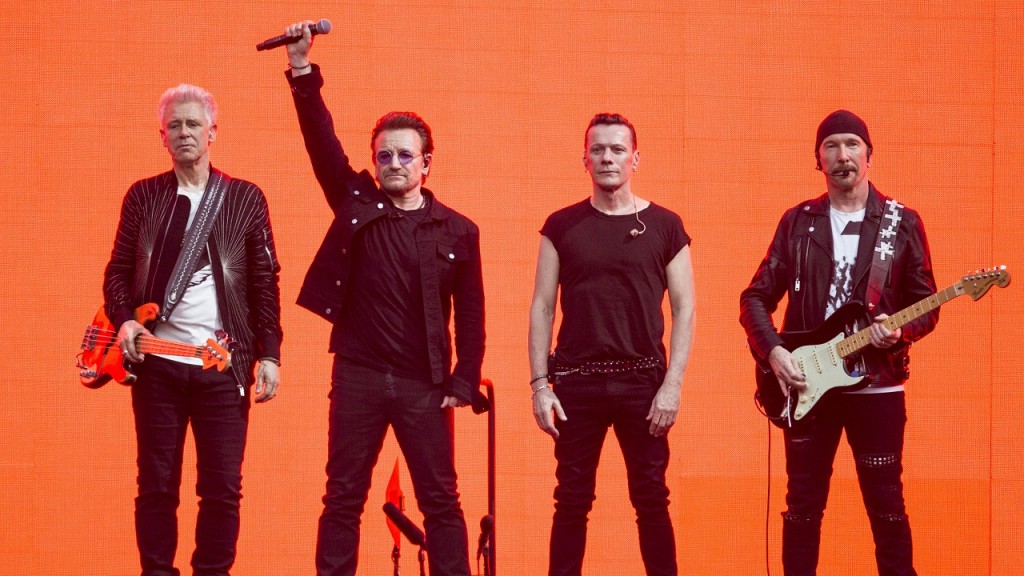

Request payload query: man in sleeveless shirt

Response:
[529,113,696,576]
[740,110,939,575]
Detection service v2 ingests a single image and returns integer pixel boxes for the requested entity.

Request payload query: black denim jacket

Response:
[288,65,486,407]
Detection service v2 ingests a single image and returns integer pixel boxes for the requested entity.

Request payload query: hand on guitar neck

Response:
[754,264,1011,428]
[865,313,902,349]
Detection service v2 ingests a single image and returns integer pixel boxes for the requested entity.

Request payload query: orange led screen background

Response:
[1,1,1021,574]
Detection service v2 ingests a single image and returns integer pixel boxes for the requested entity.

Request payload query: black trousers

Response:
[132,355,250,576]
[549,370,677,576]
[782,391,916,576]
[315,358,470,576]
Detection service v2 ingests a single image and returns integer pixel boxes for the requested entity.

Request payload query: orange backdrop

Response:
[1,1,1021,574]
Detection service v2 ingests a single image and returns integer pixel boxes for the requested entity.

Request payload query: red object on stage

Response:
[385,459,404,549]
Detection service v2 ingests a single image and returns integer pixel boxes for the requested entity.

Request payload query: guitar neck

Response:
[136,335,204,359]
[837,282,963,358]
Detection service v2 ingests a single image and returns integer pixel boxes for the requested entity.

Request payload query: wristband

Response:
[531,384,550,399]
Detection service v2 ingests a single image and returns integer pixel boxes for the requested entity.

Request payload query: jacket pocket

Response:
[437,241,469,264]
[436,240,469,295]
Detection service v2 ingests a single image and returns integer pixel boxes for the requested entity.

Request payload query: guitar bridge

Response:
[75,352,98,379]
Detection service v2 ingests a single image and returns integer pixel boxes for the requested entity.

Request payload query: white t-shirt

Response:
[825,206,864,320]
[826,206,902,394]
[152,187,222,366]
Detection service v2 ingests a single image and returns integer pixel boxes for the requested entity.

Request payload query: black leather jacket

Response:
[740,185,938,386]
[287,65,486,407]
[103,168,283,387]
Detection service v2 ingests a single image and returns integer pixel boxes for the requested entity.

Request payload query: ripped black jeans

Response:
[782,391,916,576]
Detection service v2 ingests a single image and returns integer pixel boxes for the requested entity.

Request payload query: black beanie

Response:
[814,110,872,162]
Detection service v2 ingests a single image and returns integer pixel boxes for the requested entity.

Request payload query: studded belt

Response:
[549,355,662,377]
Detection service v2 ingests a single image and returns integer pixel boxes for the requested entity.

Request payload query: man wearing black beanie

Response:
[740,110,938,575]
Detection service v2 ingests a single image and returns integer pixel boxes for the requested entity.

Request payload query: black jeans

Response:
[782,391,916,576]
[549,370,676,576]
[316,358,470,576]
[132,355,250,576]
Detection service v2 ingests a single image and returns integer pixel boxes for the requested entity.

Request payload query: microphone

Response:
[628,195,646,238]
[630,219,647,238]
[256,19,332,51]
[477,514,494,551]
[383,502,426,548]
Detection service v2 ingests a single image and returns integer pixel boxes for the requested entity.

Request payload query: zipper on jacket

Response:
[794,236,803,292]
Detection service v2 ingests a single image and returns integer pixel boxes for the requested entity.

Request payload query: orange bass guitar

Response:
[77,303,232,388]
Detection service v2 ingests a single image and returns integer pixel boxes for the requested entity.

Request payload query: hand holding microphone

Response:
[258,20,331,75]
[256,19,332,51]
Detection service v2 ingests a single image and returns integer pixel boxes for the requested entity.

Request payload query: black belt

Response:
[549,356,661,377]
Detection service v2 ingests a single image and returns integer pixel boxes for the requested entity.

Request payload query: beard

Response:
[378,170,424,196]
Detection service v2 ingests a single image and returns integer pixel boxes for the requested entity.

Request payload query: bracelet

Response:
[529,374,548,387]
[289,61,312,70]
[531,384,550,399]
[259,357,281,366]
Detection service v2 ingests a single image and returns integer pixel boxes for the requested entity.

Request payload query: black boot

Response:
[781,512,822,576]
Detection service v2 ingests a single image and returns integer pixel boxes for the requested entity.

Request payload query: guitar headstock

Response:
[960,266,1011,301]
[200,336,233,372]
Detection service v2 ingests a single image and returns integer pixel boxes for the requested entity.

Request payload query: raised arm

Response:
[283,20,359,213]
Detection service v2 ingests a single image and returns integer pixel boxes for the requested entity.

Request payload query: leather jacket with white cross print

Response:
[740,184,939,387]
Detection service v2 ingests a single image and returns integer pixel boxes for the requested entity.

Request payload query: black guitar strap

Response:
[158,169,231,323]
[865,197,904,311]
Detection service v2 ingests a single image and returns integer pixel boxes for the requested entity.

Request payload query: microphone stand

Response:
[479,531,492,576]
[484,382,496,576]
[471,380,497,576]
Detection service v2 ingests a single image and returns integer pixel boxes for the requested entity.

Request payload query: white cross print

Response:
[875,241,895,261]
[884,199,904,227]
[880,226,896,239]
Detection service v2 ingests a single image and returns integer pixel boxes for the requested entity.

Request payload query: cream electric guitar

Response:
[754,266,1010,427]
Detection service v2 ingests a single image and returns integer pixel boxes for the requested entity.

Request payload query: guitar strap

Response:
[158,169,231,323]
[865,197,904,311]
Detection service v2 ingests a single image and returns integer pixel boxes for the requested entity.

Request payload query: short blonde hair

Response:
[157,84,217,126]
